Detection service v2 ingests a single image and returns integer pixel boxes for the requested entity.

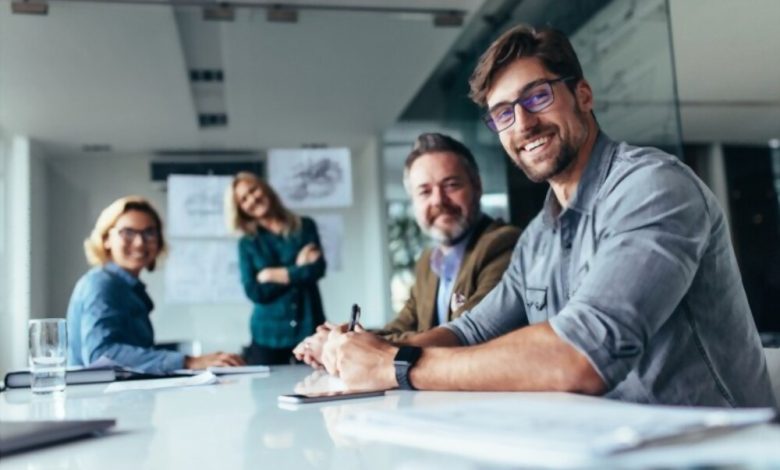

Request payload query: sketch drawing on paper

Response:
[268,148,353,208]
[284,157,344,202]
[184,191,223,217]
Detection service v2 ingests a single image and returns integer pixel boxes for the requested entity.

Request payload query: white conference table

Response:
[1,365,779,469]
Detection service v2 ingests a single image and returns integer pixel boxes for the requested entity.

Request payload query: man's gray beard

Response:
[424,220,468,245]
[423,201,481,246]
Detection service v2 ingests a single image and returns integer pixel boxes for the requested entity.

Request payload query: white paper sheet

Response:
[336,396,776,467]
[174,365,270,376]
[307,213,344,271]
[103,372,219,393]
[164,239,247,304]
[167,175,233,237]
[268,148,352,208]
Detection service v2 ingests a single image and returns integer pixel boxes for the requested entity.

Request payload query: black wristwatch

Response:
[393,346,422,390]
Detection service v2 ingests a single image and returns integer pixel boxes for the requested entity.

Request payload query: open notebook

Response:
[336,395,776,467]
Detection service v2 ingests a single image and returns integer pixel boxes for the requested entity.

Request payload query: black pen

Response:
[348,304,361,332]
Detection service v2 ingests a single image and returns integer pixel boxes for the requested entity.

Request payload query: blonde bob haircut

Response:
[84,195,167,271]
[224,172,300,236]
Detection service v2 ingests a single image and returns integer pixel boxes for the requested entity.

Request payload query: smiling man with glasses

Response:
[323,24,774,408]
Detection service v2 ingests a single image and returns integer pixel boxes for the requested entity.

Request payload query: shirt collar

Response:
[104,261,143,289]
[429,225,474,281]
[542,131,615,227]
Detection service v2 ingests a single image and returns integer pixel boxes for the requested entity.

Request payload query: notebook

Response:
[0,419,116,456]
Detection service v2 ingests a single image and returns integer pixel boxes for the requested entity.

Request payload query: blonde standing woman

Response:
[66,196,244,374]
[226,172,327,365]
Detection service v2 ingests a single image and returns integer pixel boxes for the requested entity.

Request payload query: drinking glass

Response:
[28,318,67,394]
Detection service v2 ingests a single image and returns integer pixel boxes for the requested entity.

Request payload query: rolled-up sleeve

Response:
[444,240,529,345]
[549,161,711,389]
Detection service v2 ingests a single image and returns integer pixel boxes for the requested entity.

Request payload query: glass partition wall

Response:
[383,0,684,313]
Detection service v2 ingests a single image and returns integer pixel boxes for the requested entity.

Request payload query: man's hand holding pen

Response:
[323,327,398,391]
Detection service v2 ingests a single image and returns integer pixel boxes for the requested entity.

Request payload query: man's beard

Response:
[422,200,479,245]
[513,126,578,183]
[512,105,589,183]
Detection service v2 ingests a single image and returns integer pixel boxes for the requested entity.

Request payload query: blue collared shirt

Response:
[66,262,185,374]
[430,233,471,326]
[445,132,775,407]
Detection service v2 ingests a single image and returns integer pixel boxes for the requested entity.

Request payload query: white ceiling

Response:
[670,0,780,145]
[0,0,484,155]
[0,0,777,158]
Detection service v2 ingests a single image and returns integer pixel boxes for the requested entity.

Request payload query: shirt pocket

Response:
[524,287,548,321]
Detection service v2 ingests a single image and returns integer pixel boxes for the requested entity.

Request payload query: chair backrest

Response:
[764,347,780,407]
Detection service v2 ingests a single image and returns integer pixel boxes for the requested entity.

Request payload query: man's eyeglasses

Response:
[114,227,159,244]
[482,76,575,133]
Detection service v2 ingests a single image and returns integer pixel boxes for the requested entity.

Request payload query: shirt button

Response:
[290,320,297,328]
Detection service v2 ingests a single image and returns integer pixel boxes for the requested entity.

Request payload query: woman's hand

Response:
[256,267,290,284]
[295,243,322,266]
[184,352,245,370]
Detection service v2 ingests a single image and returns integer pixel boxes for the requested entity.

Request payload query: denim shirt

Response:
[66,262,185,374]
[445,132,775,407]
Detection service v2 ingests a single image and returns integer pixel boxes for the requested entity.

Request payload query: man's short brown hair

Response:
[469,24,584,107]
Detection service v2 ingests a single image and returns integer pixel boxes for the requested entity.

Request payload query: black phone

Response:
[278,389,385,404]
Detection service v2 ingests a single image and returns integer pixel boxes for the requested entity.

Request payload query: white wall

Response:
[44,139,389,355]
[0,135,48,376]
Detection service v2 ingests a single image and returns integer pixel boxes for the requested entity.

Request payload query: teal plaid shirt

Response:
[238,216,326,349]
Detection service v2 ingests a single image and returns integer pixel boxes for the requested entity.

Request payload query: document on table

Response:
[336,396,776,467]
[104,372,219,393]
[173,365,270,376]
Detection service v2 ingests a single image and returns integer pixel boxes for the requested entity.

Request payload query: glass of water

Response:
[28,318,67,394]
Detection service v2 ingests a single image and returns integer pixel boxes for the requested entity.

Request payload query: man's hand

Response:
[295,243,322,266]
[293,325,331,368]
[328,326,399,391]
[321,323,349,375]
[184,352,245,370]
[256,267,290,284]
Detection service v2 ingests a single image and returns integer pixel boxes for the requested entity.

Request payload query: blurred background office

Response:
[1,0,778,376]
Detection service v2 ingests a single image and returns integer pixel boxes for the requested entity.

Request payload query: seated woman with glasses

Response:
[66,195,245,374]
[225,172,327,365]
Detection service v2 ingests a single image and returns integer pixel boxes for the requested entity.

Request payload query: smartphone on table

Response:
[278,389,385,404]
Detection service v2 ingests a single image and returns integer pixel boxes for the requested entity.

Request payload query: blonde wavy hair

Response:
[224,172,300,236]
[84,196,167,271]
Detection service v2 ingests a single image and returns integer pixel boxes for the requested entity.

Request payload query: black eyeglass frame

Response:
[482,76,577,133]
[114,227,160,243]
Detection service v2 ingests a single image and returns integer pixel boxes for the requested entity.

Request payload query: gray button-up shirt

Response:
[445,132,775,407]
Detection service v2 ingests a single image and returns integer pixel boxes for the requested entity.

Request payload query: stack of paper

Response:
[336,396,776,467]
[104,372,219,393]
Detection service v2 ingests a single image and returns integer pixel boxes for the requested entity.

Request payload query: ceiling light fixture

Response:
[203,3,234,22]
[267,5,298,23]
[433,11,464,27]
[11,1,48,15]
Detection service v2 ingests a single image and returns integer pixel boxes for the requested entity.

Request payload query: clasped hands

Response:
[293,322,398,391]
[256,243,321,284]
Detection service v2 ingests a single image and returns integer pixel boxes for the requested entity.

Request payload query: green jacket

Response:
[378,215,520,341]
[238,216,326,348]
